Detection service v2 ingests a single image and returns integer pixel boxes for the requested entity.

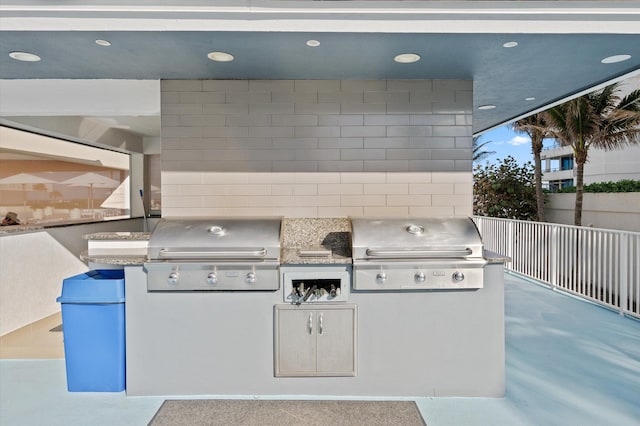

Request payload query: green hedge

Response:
[555,179,640,193]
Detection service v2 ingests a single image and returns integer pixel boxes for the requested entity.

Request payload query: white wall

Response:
[0,219,146,336]
[583,145,640,185]
[545,193,640,231]
[0,80,160,117]
[0,232,87,336]
[161,79,473,217]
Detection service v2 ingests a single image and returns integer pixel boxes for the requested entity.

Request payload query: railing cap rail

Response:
[471,216,640,237]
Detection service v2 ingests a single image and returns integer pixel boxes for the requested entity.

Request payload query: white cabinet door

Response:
[274,304,357,377]
[316,307,357,375]
[275,308,317,375]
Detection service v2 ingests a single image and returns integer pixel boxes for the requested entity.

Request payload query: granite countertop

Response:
[77,222,507,267]
[484,250,510,263]
[281,217,352,265]
[0,225,45,235]
[82,231,150,265]
[84,232,150,240]
[80,252,147,265]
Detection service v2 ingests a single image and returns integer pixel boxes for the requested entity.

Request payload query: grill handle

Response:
[365,248,472,258]
[159,248,268,259]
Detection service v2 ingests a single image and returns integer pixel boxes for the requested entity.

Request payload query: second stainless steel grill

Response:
[144,217,282,291]
[351,217,486,290]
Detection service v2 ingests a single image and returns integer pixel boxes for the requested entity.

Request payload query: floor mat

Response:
[148,399,426,426]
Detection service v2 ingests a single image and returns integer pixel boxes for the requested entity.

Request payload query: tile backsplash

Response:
[161,79,473,217]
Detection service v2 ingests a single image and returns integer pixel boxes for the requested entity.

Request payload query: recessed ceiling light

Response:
[394,53,421,64]
[502,41,518,48]
[478,105,496,110]
[9,51,41,62]
[95,39,111,47]
[207,51,234,62]
[525,97,536,101]
[306,40,320,47]
[601,54,631,64]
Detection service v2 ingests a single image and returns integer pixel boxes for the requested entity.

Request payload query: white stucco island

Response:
[122,259,506,397]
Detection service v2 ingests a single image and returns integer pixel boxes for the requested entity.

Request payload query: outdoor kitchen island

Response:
[122,217,506,398]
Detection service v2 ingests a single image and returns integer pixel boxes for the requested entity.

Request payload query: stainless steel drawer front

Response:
[145,262,280,291]
[353,261,485,290]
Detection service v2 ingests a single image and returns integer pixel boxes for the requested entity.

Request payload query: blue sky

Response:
[475,124,549,167]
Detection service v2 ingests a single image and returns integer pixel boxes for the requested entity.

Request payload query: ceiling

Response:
[1,1,640,142]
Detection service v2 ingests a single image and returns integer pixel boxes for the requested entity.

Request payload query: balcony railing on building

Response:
[473,216,640,319]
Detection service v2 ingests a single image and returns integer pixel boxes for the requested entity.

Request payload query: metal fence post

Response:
[550,224,558,290]
[508,220,514,270]
[619,233,629,316]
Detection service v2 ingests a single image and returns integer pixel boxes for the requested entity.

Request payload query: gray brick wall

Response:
[160,79,473,217]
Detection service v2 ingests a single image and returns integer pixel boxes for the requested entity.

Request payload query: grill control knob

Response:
[246,272,256,284]
[167,272,179,285]
[376,272,387,284]
[414,272,426,283]
[452,271,465,282]
[206,272,217,285]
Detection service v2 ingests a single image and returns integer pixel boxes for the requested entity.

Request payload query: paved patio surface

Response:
[1,273,639,426]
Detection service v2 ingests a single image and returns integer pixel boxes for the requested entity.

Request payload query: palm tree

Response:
[543,83,640,226]
[511,114,553,222]
[472,135,495,163]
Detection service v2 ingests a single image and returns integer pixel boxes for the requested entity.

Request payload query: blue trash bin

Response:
[56,269,126,392]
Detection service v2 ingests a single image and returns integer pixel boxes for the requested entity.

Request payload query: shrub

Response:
[473,157,539,220]
[556,179,640,193]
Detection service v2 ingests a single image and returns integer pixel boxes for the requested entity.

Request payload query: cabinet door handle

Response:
[319,313,324,335]
[308,312,313,334]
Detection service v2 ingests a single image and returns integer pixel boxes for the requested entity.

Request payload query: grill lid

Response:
[147,217,282,261]
[351,217,483,260]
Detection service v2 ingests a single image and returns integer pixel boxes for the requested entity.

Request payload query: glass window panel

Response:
[0,126,130,225]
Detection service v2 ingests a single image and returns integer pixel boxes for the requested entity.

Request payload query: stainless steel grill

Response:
[144,217,281,291]
[351,217,486,290]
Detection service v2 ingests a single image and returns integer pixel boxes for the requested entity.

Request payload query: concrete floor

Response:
[1,273,639,426]
[0,312,64,360]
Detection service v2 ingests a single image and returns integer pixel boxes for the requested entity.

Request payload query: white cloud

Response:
[509,135,530,146]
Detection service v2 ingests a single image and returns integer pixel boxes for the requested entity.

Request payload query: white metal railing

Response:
[473,216,640,319]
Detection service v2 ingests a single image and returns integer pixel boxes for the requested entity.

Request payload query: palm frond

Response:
[472,135,496,162]
[617,89,640,113]
[593,87,640,150]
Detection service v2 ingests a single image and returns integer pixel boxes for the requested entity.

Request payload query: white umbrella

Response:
[60,172,121,210]
[0,172,58,214]
[100,176,130,210]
